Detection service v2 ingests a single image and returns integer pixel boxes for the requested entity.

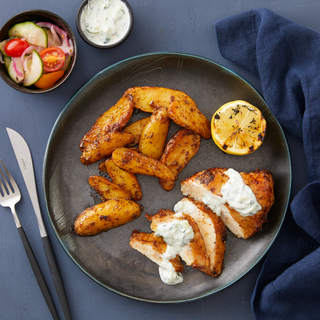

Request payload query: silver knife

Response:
[7,127,72,320]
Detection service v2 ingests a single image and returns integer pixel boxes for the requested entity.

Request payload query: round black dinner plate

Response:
[43,52,291,303]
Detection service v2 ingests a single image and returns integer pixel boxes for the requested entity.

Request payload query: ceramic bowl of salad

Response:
[76,0,134,49]
[0,9,77,94]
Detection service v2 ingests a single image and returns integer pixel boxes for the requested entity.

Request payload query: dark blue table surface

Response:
[0,1,317,319]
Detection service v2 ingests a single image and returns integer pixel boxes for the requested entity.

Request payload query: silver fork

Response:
[0,159,60,320]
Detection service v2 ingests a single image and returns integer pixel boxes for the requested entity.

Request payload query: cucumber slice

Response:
[23,50,43,86]
[8,22,47,47]
[0,38,13,56]
[60,54,72,72]
[4,56,11,69]
[7,57,24,84]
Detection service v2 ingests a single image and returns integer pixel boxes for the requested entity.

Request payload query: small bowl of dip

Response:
[76,0,133,49]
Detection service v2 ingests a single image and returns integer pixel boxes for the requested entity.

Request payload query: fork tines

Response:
[0,159,18,196]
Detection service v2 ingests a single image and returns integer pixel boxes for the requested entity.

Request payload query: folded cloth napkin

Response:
[215,9,320,320]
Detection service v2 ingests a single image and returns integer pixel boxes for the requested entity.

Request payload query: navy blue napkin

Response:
[215,9,320,320]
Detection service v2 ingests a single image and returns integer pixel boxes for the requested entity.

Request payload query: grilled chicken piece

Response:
[180,168,275,239]
[174,197,226,276]
[146,209,210,275]
[129,230,184,273]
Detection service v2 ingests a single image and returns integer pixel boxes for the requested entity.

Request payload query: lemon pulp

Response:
[211,100,266,155]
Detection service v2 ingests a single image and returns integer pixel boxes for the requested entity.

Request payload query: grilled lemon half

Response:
[211,100,266,155]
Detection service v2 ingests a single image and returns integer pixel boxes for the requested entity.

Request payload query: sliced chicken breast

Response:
[180,168,275,239]
[174,197,226,276]
[129,230,183,273]
[146,209,210,275]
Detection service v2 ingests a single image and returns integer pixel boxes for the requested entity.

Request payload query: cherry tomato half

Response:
[5,39,29,57]
[39,47,65,72]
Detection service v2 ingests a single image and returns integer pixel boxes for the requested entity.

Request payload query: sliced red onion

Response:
[36,22,73,55]
[22,55,32,73]
[21,46,44,72]
[56,38,74,56]
[50,25,62,46]
[12,58,24,78]
[37,22,68,45]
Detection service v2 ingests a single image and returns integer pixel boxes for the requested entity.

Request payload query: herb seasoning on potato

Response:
[99,158,143,201]
[74,198,142,236]
[139,107,170,159]
[112,147,175,181]
[159,129,201,191]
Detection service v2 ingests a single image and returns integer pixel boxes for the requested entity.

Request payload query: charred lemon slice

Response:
[211,100,266,155]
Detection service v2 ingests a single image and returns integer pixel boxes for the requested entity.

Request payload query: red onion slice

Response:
[12,57,24,78]
[50,25,62,46]
[57,38,74,56]
[21,46,44,72]
[36,22,73,55]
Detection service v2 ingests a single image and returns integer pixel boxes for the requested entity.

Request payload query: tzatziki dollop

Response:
[155,217,194,285]
[197,168,261,217]
[221,168,261,216]
[80,0,131,46]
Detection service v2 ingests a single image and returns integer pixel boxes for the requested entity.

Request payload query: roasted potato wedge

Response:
[159,129,201,191]
[80,131,134,165]
[99,158,143,201]
[112,147,175,180]
[89,175,130,200]
[123,117,150,146]
[125,86,197,113]
[139,107,170,159]
[168,100,211,139]
[80,93,134,151]
[74,198,142,236]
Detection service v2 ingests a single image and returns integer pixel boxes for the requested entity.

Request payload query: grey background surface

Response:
[0,1,314,319]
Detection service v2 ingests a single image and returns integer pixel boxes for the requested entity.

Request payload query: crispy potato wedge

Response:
[124,86,197,113]
[89,175,130,200]
[168,100,211,139]
[80,93,134,151]
[80,131,134,165]
[159,129,201,191]
[139,107,170,159]
[123,117,150,146]
[74,198,142,236]
[99,158,143,201]
[112,147,175,180]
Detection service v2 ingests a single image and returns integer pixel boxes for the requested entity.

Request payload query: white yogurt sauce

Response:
[202,192,228,217]
[188,168,261,217]
[174,200,196,215]
[154,218,194,285]
[221,168,261,216]
[80,0,131,45]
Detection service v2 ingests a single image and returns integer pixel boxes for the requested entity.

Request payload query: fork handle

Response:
[17,226,60,320]
[42,236,72,320]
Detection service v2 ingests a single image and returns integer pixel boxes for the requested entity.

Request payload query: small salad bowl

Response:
[0,10,77,94]
[76,0,134,49]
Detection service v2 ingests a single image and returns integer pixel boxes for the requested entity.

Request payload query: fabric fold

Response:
[215,8,320,320]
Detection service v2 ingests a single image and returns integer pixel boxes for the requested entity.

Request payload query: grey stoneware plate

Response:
[43,52,291,303]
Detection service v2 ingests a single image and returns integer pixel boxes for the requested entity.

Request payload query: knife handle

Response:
[17,226,60,320]
[42,236,72,320]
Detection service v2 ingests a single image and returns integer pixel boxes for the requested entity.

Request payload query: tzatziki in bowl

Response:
[76,0,133,48]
